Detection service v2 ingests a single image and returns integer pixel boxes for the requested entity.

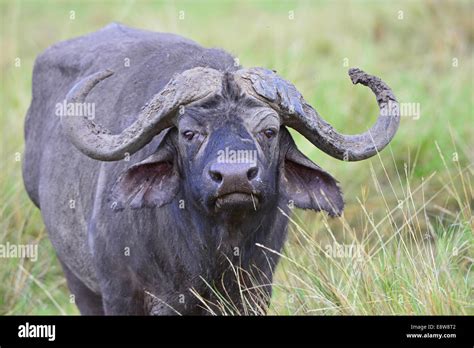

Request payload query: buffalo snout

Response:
[207,162,261,210]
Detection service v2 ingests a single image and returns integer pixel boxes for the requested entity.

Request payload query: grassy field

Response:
[0,0,472,315]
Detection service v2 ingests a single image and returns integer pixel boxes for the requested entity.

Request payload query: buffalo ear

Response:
[110,145,179,210]
[281,146,344,216]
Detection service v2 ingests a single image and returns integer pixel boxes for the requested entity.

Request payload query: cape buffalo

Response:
[23,23,399,315]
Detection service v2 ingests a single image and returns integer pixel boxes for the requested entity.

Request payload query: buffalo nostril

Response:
[209,170,223,183]
[247,167,258,181]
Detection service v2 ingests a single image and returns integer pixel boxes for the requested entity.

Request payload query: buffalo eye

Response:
[182,130,195,141]
[263,128,277,139]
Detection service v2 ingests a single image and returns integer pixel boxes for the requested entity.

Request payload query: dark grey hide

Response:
[23,24,366,315]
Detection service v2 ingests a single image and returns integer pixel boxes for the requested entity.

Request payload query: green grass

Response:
[0,0,472,315]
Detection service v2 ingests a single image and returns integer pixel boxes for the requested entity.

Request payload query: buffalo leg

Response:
[101,287,145,315]
[60,261,104,315]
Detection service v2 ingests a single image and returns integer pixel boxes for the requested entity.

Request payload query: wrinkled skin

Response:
[23,24,343,315]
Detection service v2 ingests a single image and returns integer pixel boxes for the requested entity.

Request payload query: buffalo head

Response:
[62,67,399,217]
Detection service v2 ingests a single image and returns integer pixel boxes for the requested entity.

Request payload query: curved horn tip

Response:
[85,69,115,81]
[66,69,115,102]
[348,67,368,85]
[97,69,114,79]
[85,69,115,84]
